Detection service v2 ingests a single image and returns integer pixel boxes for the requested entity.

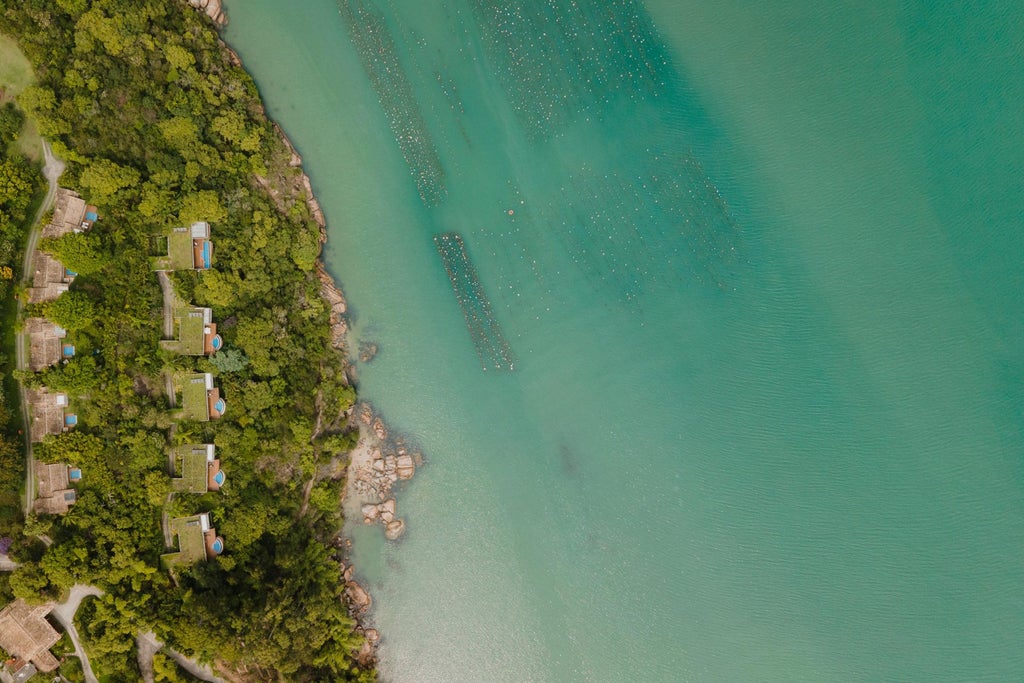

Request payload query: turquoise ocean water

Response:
[223,2,1024,680]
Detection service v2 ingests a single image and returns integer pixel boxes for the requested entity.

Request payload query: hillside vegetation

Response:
[0,1,370,680]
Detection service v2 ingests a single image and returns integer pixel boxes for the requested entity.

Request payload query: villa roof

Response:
[171,445,221,494]
[154,222,212,271]
[0,600,61,673]
[27,252,72,304]
[177,373,223,422]
[42,189,96,239]
[26,388,68,443]
[36,462,69,498]
[33,462,77,516]
[160,307,218,356]
[161,513,222,568]
[25,317,67,372]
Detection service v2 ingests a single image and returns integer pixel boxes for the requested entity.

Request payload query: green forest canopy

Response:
[0,1,370,680]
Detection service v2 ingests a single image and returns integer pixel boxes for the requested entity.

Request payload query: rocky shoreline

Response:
[189,0,410,669]
[336,402,420,665]
[347,403,420,540]
[186,0,225,26]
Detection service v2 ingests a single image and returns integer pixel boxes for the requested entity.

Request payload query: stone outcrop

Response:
[355,628,379,667]
[317,262,349,349]
[349,403,420,542]
[384,520,405,540]
[186,0,225,25]
[360,498,404,540]
[396,455,415,480]
[345,580,371,614]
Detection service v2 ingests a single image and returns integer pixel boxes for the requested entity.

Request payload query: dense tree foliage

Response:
[0,39,44,552]
[0,2,371,680]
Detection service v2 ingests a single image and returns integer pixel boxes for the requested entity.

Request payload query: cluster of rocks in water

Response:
[351,404,419,540]
[339,403,423,664]
[358,340,379,363]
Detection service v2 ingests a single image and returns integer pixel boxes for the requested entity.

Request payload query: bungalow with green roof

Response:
[170,444,224,494]
[175,372,225,422]
[160,306,222,355]
[160,512,224,569]
[153,221,212,271]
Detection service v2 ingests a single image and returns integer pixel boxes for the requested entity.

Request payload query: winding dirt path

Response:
[138,631,226,683]
[16,139,64,514]
[52,584,103,683]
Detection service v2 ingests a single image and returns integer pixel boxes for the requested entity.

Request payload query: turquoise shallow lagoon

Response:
[224,2,1024,680]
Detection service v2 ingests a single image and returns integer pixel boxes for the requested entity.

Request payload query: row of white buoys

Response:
[434,233,516,371]
[467,0,670,139]
[338,0,446,205]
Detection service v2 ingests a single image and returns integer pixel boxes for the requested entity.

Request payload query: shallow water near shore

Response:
[224,1,1024,680]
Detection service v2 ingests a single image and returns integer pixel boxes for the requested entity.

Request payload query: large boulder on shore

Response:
[361,503,379,522]
[396,455,415,480]
[345,581,372,612]
[385,519,406,540]
[188,0,225,24]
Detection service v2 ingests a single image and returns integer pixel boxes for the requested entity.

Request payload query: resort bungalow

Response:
[160,306,222,356]
[42,188,97,239]
[33,461,81,516]
[170,444,224,494]
[26,252,73,304]
[26,388,72,443]
[25,317,72,371]
[176,373,225,422]
[161,512,224,569]
[0,599,61,677]
[154,221,213,271]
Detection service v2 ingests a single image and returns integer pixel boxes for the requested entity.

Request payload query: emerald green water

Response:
[223,2,1024,680]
